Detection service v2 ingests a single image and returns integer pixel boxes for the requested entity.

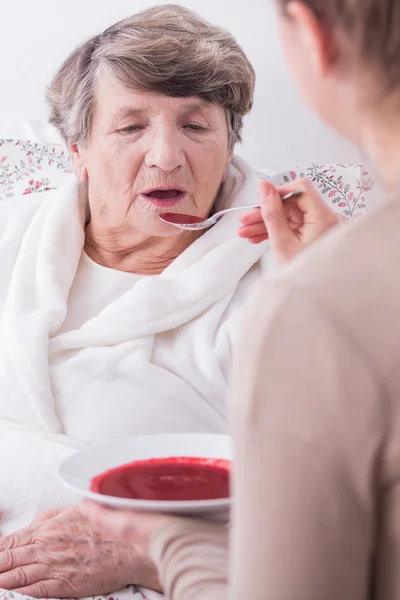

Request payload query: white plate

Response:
[59,433,232,518]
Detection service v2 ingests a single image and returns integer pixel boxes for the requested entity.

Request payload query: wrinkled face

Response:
[71,71,233,236]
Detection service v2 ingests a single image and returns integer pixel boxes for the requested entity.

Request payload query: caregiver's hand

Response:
[80,500,171,556]
[238,178,344,264]
[0,505,161,598]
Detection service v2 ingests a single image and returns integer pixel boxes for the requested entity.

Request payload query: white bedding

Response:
[0,154,270,536]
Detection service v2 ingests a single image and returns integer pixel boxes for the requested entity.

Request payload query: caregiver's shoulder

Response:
[252,197,400,355]
[0,189,51,243]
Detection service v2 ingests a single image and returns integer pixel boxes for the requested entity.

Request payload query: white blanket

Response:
[0,155,270,534]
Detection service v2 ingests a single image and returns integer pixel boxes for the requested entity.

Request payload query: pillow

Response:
[259,164,376,219]
[0,138,73,201]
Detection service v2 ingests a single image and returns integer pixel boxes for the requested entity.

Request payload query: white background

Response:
[0,0,361,170]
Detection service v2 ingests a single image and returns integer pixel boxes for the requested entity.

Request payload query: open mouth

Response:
[145,189,182,200]
[142,187,186,208]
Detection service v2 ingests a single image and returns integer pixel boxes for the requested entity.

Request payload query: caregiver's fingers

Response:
[240,178,313,227]
[274,178,322,212]
[259,180,298,260]
[80,501,170,550]
[240,207,262,226]
[237,223,269,239]
[247,234,269,245]
[80,502,142,539]
[239,217,299,238]
[79,502,131,535]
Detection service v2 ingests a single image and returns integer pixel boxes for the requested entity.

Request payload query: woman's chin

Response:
[132,199,197,237]
[133,216,185,238]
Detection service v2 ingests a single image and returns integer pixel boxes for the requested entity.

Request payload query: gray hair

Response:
[46,4,256,150]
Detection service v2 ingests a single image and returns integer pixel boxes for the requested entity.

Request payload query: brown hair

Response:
[46,4,255,149]
[279,0,400,89]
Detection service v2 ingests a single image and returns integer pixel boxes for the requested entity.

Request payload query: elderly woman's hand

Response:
[0,506,161,598]
[238,178,345,264]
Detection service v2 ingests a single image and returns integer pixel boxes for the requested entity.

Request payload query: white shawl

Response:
[0,155,270,533]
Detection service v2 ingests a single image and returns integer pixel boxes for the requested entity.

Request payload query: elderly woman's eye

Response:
[120,125,141,133]
[185,124,207,132]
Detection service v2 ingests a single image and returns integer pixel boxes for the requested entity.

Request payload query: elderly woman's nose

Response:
[145,130,186,171]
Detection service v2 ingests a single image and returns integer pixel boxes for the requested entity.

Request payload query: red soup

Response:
[91,456,231,501]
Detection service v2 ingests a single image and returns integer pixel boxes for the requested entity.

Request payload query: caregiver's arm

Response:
[229,279,381,600]
[151,519,228,600]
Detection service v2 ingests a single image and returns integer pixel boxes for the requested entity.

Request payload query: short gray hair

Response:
[46,4,255,149]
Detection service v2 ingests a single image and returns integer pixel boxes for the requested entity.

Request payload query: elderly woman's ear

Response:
[69,142,88,183]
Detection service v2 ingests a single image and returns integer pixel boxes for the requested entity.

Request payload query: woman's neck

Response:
[358,94,400,191]
[84,221,203,275]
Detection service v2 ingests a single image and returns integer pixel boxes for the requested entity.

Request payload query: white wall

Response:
[0,0,361,170]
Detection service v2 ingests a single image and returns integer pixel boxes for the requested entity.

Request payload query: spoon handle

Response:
[256,171,304,202]
[281,190,304,201]
[252,189,304,204]
[218,189,303,217]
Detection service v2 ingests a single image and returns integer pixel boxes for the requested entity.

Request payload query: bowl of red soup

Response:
[59,434,232,518]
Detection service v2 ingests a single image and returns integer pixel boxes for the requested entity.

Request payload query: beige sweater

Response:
[150,196,400,600]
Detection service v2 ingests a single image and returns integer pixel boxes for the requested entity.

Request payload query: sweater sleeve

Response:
[150,519,228,600]
[229,280,383,600]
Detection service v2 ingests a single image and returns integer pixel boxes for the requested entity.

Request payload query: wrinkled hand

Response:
[0,505,161,598]
[238,178,345,264]
[80,501,171,559]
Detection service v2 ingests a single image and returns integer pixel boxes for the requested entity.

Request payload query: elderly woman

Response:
[0,4,338,599]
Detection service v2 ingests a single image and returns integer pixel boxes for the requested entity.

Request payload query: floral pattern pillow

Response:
[0,139,73,201]
[0,139,375,219]
[265,163,375,219]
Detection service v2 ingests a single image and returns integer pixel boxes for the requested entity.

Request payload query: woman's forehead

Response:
[94,73,221,121]
[114,97,213,118]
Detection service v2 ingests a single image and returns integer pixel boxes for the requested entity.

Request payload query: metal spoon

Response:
[159,173,303,231]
